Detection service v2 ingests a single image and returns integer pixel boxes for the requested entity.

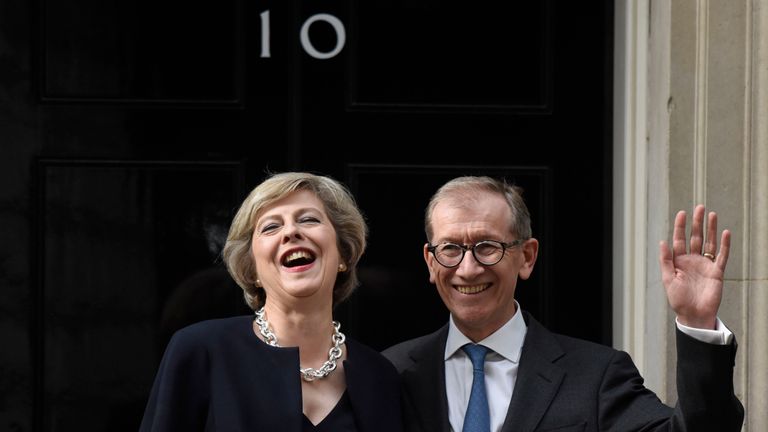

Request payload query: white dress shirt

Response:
[444,302,733,432]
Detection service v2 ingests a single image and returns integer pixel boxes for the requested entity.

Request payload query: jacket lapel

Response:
[402,325,451,432]
[500,313,566,432]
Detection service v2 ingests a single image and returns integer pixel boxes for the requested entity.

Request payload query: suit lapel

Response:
[500,313,566,432]
[402,325,451,432]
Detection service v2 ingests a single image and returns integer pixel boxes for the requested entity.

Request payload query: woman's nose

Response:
[282,222,302,241]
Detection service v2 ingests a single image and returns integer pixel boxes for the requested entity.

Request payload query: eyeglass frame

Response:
[426,239,526,268]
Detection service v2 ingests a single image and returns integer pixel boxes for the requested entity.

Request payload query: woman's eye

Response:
[260,223,280,233]
[300,216,320,224]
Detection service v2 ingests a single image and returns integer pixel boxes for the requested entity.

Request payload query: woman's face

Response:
[251,189,342,309]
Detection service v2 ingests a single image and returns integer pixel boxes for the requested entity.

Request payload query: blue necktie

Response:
[462,344,490,432]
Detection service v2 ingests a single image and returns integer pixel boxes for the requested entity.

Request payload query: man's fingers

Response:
[689,204,706,254]
[659,240,675,287]
[716,229,731,270]
[672,210,689,257]
[703,211,718,256]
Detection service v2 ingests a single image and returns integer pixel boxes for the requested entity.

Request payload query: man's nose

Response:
[454,249,484,277]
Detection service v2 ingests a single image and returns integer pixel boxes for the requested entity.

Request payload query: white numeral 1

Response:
[260,10,271,58]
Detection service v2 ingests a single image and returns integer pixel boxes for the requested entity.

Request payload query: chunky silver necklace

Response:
[254,307,345,382]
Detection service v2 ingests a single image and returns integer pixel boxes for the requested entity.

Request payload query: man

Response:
[382,176,743,432]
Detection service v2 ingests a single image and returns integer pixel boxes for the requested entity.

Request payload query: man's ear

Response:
[423,243,437,284]
[518,238,539,280]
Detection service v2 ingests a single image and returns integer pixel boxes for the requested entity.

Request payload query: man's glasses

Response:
[427,239,525,268]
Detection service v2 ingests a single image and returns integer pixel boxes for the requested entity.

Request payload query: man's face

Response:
[423,191,537,341]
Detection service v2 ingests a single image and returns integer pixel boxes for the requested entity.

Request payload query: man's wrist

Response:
[676,317,734,345]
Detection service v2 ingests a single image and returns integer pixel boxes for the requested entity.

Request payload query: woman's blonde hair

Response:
[222,172,367,310]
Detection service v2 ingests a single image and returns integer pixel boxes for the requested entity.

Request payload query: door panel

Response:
[41,0,243,104]
[35,160,249,431]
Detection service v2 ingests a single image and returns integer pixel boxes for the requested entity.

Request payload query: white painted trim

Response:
[693,1,710,203]
[613,0,649,374]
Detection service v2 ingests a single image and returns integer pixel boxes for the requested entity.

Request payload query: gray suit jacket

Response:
[382,311,743,432]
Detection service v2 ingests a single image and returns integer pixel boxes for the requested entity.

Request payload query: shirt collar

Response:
[444,301,527,363]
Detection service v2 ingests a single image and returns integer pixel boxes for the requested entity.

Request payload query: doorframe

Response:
[612,0,650,369]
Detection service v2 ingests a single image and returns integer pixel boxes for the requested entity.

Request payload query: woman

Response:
[139,172,403,431]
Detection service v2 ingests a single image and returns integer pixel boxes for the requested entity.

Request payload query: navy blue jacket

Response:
[140,315,403,432]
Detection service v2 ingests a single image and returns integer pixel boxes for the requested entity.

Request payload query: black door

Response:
[0,1,612,430]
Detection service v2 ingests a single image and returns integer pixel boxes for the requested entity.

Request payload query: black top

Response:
[140,315,402,432]
[302,390,357,432]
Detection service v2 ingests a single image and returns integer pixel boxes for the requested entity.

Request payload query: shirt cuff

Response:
[676,317,734,345]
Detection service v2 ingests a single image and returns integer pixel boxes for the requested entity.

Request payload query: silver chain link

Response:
[254,307,345,382]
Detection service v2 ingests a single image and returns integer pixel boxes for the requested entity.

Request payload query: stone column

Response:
[640,0,768,430]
